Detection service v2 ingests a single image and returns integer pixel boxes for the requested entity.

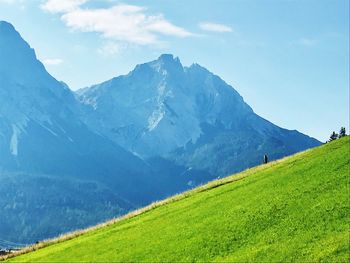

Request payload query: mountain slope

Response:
[0,21,148,183]
[7,136,349,262]
[78,54,320,181]
[0,21,171,245]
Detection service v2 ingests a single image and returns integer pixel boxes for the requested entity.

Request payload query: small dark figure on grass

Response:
[263,154,269,164]
[329,131,338,142]
[339,127,347,138]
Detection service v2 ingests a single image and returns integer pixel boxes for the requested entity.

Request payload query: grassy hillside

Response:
[4,136,349,262]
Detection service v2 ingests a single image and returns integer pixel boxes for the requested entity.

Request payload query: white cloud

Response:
[145,16,191,37]
[40,1,192,45]
[41,0,87,13]
[43,58,63,66]
[199,22,233,33]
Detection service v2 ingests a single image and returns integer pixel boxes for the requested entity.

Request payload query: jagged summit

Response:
[186,63,209,72]
[157,53,181,63]
[78,54,320,177]
[143,53,183,74]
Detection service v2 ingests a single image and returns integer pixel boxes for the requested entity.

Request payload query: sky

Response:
[0,0,349,142]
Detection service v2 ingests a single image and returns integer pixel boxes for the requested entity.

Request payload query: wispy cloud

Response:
[43,58,63,66]
[199,22,233,33]
[41,0,87,13]
[40,1,192,45]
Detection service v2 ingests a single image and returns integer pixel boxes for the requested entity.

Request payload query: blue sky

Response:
[0,0,349,142]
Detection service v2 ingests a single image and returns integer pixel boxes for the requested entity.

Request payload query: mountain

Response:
[0,21,167,245]
[0,21,320,246]
[78,54,320,179]
[6,137,349,262]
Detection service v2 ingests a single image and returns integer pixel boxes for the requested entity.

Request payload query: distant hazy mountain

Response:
[78,54,320,178]
[0,21,320,246]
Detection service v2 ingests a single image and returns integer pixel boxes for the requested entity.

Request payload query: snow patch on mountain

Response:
[148,106,165,131]
[10,125,19,156]
[9,121,27,156]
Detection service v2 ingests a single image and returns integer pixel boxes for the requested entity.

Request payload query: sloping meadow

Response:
[5,136,349,262]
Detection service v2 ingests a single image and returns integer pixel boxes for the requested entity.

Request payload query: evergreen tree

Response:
[339,127,347,138]
[329,131,338,141]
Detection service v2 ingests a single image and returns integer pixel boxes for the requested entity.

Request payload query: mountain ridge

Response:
[77,53,320,178]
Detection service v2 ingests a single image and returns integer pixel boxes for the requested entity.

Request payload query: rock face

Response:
[0,21,320,245]
[78,54,320,178]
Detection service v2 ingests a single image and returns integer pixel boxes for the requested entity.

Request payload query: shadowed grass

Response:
[3,136,349,262]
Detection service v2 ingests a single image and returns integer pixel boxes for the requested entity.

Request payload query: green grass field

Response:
[5,136,350,262]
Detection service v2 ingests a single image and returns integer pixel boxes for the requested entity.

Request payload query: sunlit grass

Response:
[4,136,349,262]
